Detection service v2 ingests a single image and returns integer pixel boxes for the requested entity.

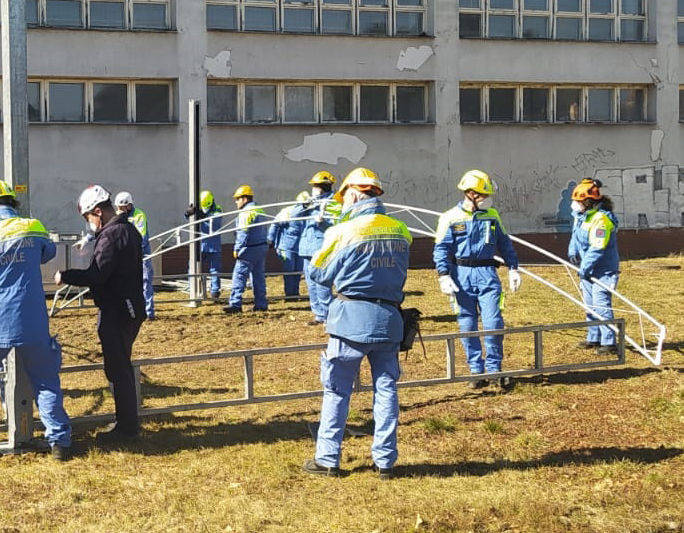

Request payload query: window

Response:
[93,82,127,121]
[135,83,170,122]
[522,87,548,121]
[588,88,613,121]
[28,82,42,122]
[28,0,172,29]
[459,87,481,123]
[619,88,643,122]
[206,0,424,35]
[207,81,430,124]
[48,82,85,121]
[460,0,647,41]
[489,88,516,121]
[555,88,581,121]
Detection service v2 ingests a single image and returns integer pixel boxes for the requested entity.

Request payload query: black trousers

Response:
[97,309,144,434]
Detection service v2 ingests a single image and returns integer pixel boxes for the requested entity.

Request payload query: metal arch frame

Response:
[48,202,666,366]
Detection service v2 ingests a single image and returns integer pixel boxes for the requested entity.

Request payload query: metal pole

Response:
[187,100,202,307]
[1,0,30,217]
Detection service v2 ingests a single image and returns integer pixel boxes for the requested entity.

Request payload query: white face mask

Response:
[477,197,493,211]
[311,186,324,198]
[571,200,585,213]
[89,221,99,233]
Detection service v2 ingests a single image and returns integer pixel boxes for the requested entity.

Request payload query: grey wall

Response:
[1,1,682,235]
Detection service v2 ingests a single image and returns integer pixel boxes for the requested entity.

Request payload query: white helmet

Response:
[114,191,134,208]
[78,185,111,216]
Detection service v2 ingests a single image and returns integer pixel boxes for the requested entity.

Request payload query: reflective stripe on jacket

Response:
[129,207,151,255]
[234,202,268,255]
[570,204,619,278]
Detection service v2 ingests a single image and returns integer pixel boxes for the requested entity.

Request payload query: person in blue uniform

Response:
[303,168,411,480]
[433,170,522,390]
[568,178,620,355]
[0,180,71,460]
[185,190,223,300]
[223,185,269,313]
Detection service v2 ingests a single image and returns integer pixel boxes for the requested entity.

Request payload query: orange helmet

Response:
[572,179,602,202]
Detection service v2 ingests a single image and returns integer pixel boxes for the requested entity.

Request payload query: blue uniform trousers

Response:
[0,338,71,447]
[303,257,333,322]
[229,251,268,310]
[315,336,400,470]
[453,266,505,374]
[581,273,619,346]
[143,259,155,318]
[278,249,303,296]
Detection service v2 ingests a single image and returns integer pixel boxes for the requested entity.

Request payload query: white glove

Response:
[438,275,459,296]
[54,270,63,286]
[73,233,94,251]
[508,269,522,292]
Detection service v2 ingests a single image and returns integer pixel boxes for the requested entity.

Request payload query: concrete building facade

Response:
[1,0,682,238]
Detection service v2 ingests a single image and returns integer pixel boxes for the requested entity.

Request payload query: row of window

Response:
[0,79,173,123]
[25,0,171,30]
[459,0,649,41]
[207,81,428,123]
[459,84,650,123]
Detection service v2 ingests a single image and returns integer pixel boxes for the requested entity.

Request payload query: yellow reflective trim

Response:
[587,212,613,250]
[0,217,48,243]
[499,291,506,311]
[435,205,474,242]
[130,208,148,238]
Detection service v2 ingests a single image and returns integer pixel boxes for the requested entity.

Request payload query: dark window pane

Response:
[523,15,548,37]
[46,0,82,27]
[679,0,684,16]
[359,11,388,35]
[459,13,481,37]
[244,6,276,31]
[590,0,612,13]
[588,88,612,121]
[588,18,613,40]
[132,3,167,29]
[321,10,352,33]
[459,0,480,6]
[557,0,580,11]
[283,9,314,32]
[93,83,127,122]
[556,17,582,39]
[49,83,84,122]
[620,19,643,41]
[323,0,350,4]
[489,88,515,121]
[26,0,39,25]
[459,88,481,123]
[396,12,423,35]
[679,22,684,44]
[489,14,515,37]
[490,0,514,8]
[28,82,41,122]
[619,89,643,122]
[90,1,125,28]
[679,91,684,122]
[322,86,352,121]
[397,0,422,5]
[621,0,643,15]
[284,0,313,3]
[284,86,315,122]
[523,88,548,121]
[207,85,238,122]
[524,0,547,10]
[206,4,237,30]
[245,85,277,123]
[397,86,425,122]
[556,88,581,121]
[136,84,170,122]
[361,0,387,4]
[360,86,389,121]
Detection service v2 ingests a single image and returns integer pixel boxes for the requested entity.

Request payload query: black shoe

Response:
[374,466,394,480]
[597,344,619,355]
[302,459,341,477]
[307,319,325,326]
[51,444,71,462]
[210,292,221,301]
[497,376,515,391]
[468,379,489,390]
[577,341,600,349]
[96,424,139,444]
[222,306,242,314]
[253,307,268,312]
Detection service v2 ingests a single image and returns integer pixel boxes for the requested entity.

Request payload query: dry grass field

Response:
[1,257,682,532]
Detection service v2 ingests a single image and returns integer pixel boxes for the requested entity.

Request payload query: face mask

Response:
[477,197,493,211]
[311,187,323,198]
[89,221,100,233]
[571,200,585,213]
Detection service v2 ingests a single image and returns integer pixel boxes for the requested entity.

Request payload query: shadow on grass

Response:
[516,366,661,386]
[659,340,684,355]
[353,446,683,478]
[424,314,459,323]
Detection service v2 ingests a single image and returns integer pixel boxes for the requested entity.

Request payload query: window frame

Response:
[281,82,318,123]
[553,85,584,122]
[281,0,317,33]
[320,82,356,123]
[394,82,428,123]
[486,84,519,122]
[393,0,426,36]
[458,84,485,124]
[521,0,551,39]
[487,0,519,38]
[206,0,241,30]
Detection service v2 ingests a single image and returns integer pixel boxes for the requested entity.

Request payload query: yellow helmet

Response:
[233,185,254,199]
[199,190,215,212]
[0,180,16,199]
[309,171,336,186]
[334,167,383,203]
[457,170,494,195]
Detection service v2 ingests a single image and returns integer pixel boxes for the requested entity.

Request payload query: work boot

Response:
[96,423,139,444]
[374,465,394,480]
[597,344,619,355]
[210,292,221,302]
[222,305,242,314]
[51,444,71,462]
[302,459,341,477]
[468,378,489,390]
[497,376,515,392]
[307,319,325,326]
[577,341,600,349]
[252,307,268,312]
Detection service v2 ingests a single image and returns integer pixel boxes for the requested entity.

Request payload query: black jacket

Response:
[62,215,145,318]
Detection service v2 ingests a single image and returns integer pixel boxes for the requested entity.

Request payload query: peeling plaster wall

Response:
[0,1,680,235]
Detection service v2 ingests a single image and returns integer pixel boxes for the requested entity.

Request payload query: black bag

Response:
[400,308,426,358]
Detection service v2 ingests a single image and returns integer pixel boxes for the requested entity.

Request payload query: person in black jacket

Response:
[55,185,145,442]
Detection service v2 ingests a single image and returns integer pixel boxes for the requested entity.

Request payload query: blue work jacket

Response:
[309,198,412,344]
[185,204,223,254]
[433,201,519,275]
[568,204,619,279]
[0,206,55,347]
[234,202,268,258]
[291,192,342,258]
[128,207,151,255]
[267,205,303,253]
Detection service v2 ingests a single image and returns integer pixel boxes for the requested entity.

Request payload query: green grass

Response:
[0,258,682,532]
